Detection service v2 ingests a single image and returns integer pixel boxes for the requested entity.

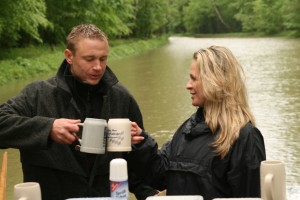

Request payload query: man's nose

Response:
[93,60,102,70]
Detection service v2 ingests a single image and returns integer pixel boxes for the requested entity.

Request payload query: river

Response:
[1,36,300,199]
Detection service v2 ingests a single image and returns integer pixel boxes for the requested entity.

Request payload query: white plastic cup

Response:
[110,158,129,199]
[107,118,131,152]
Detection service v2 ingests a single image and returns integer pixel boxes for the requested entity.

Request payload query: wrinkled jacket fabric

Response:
[131,108,266,200]
[0,60,157,200]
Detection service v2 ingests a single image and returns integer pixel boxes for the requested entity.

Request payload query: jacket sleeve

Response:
[227,124,266,197]
[128,172,159,200]
[123,90,161,199]
[0,82,54,149]
[128,131,170,191]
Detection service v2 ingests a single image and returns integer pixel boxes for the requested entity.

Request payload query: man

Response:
[0,24,158,200]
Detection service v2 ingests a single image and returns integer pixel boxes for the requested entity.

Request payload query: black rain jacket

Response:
[130,108,266,200]
[0,60,157,200]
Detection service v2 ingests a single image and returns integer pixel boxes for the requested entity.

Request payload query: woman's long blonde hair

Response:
[194,45,255,158]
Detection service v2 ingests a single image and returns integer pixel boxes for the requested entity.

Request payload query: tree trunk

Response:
[211,0,231,30]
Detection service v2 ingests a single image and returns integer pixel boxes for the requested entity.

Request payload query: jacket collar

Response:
[183,107,212,139]
[56,59,119,93]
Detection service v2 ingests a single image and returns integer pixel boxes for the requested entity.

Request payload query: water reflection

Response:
[1,37,300,199]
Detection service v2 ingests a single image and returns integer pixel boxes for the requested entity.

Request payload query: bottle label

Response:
[110,180,128,199]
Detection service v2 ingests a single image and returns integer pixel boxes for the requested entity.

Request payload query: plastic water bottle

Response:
[110,158,129,199]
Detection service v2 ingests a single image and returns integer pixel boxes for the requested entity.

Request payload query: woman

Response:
[130,45,266,200]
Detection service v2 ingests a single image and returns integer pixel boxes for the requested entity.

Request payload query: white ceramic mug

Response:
[75,118,107,154]
[260,160,286,200]
[14,182,41,200]
[107,118,132,152]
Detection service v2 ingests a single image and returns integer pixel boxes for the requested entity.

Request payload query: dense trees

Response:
[0,0,299,47]
[0,0,50,47]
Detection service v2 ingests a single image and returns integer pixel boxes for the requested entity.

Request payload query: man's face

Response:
[64,38,109,85]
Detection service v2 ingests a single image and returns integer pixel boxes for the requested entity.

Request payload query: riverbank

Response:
[0,37,169,86]
[1,32,296,86]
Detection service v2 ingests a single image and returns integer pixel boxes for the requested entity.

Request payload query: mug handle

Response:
[74,123,84,142]
[265,173,274,200]
[73,123,84,151]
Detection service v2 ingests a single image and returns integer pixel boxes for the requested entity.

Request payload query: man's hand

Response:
[131,122,145,145]
[50,118,81,144]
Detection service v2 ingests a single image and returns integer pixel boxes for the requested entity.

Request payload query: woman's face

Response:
[186,60,206,107]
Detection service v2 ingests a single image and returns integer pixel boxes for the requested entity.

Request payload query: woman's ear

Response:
[64,49,73,64]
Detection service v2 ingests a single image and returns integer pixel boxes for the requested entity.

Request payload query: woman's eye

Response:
[190,76,196,81]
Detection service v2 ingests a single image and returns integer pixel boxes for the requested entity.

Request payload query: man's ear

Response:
[64,49,73,64]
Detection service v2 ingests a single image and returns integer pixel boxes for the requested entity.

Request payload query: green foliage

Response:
[181,0,241,33]
[233,0,257,32]
[252,0,284,34]
[133,0,169,38]
[168,0,191,33]
[234,0,295,35]
[0,37,168,86]
[0,48,63,85]
[183,0,214,33]
[0,0,299,48]
[282,0,300,37]
[41,0,136,44]
[95,0,136,37]
[0,0,50,47]
[109,37,169,59]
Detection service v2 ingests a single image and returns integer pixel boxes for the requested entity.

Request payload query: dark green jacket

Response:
[0,60,157,200]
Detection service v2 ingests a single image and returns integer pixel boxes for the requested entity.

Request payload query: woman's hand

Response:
[131,122,145,145]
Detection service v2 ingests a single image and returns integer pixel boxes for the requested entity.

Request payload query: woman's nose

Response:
[186,80,192,90]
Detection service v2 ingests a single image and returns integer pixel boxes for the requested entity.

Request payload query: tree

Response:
[211,0,230,30]
[233,0,257,32]
[183,0,216,33]
[41,0,136,45]
[282,0,300,36]
[133,0,169,38]
[181,0,241,34]
[234,0,285,34]
[252,0,284,34]
[167,0,190,33]
[0,0,50,47]
[93,0,136,38]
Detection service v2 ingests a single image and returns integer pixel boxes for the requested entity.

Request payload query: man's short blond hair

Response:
[66,24,108,54]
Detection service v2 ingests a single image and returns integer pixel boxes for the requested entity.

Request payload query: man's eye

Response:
[100,57,107,62]
[85,57,94,61]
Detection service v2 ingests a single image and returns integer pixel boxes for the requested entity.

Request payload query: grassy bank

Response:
[0,37,169,86]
